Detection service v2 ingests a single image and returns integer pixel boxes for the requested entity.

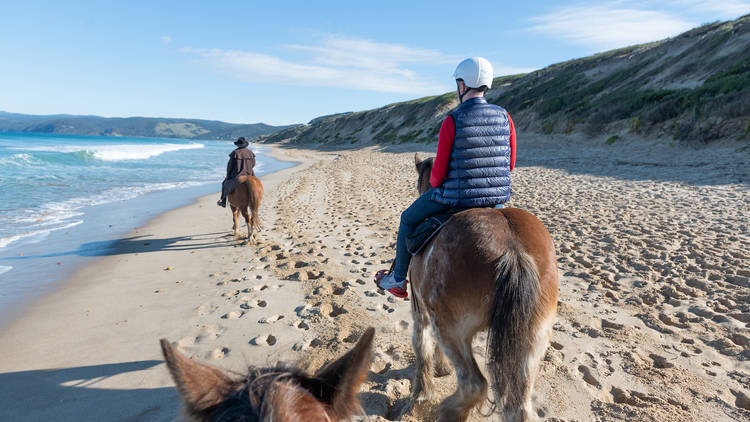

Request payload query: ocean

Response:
[0,132,292,320]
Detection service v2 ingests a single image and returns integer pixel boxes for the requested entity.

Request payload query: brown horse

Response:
[406,154,558,422]
[228,175,263,241]
[161,327,374,422]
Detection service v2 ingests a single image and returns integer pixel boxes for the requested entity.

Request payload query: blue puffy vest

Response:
[430,97,511,207]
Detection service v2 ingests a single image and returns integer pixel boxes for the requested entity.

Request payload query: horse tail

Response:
[486,241,542,418]
[247,176,262,230]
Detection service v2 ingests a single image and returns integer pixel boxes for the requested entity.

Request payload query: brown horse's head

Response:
[161,327,374,422]
[414,153,434,195]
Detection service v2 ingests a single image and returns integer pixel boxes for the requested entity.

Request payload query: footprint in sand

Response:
[221,289,240,297]
[294,320,310,330]
[242,299,267,309]
[649,353,675,369]
[341,332,359,344]
[259,314,284,323]
[222,310,245,319]
[196,304,219,316]
[251,334,277,346]
[294,304,311,317]
[177,336,195,348]
[325,303,348,318]
[209,347,230,360]
[578,365,602,388]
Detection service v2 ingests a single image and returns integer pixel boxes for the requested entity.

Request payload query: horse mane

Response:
[198,366,332,422]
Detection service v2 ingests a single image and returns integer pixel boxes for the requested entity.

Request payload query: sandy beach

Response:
[0,139,748,421]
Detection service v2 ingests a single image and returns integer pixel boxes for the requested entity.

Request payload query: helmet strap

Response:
[457,80,472,103]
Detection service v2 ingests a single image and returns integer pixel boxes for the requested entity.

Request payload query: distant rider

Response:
[217,137,256,208]
[375,57,517,297]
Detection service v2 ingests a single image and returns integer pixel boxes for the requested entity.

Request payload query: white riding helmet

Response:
[453,57,494,89]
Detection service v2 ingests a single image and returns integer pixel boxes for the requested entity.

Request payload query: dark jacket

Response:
[430,97,511,207]
[222,147,255,197]
[226,147,255,179]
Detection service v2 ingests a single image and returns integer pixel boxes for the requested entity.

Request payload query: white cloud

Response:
[181,37,458,95]
[666,0,750,19]
[285,37,457,69]
[161,35,172,44]
[530,4,697,50]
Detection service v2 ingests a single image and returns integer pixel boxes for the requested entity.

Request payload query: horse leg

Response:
[240,207,251,241]
[230,205,239,237]
[409,303,438,405]
[502,315,554,422]
[250,203,260,239]
[434,323,487,422]
[433,342,452,377]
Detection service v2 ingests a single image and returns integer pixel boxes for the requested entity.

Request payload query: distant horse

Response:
[228,175,263,241]
[161,327,374,422]
[407,154,558,422]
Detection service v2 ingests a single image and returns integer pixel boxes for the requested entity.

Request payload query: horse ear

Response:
[313,327,374,418]
[160,339,235,415]
[415,152,424,167]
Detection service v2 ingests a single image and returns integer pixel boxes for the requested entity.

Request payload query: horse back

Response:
[230,176,263,206]
[410,207,557,322]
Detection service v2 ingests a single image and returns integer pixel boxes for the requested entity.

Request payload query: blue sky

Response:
[1,1,748,125]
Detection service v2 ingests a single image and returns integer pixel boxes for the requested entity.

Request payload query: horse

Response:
[160,327,374,422]
[406,153,558,422]
[228,175,263,241]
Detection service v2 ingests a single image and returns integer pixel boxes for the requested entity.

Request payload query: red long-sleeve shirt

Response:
[429,113,516,188]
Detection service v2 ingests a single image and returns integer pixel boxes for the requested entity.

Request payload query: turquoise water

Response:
[0,132,291,318]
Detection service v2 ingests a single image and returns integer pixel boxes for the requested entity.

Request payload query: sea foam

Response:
[17,142,205,161]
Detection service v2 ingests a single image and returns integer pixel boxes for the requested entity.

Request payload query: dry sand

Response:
[0,138,748,421]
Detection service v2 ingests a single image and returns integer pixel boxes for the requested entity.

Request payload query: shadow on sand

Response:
[266,136,750,186]
[0,360,180,421]
[1,231,241,261]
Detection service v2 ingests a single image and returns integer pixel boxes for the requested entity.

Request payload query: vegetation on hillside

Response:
[261,14,750,145]
[0,112,294,140]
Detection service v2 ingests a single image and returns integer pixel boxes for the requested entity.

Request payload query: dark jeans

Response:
[393,188,450,279]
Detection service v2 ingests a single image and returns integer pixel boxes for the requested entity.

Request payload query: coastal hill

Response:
[260,14,750,146]
[0,111,295,140]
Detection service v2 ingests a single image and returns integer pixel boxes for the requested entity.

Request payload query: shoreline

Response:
[0,144,308,338]
[0,145,324,421]
[0,143,294,329]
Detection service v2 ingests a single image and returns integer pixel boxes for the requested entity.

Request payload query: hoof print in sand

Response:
[209,347,230,359]
[222,311,245,319]
[251,334,277,346]
[259,314,284,323]
[320,303,348,318]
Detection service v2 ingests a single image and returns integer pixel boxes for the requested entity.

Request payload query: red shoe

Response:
[374,269,408,298]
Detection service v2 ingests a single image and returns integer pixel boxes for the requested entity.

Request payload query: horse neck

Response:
[418,161,433,195]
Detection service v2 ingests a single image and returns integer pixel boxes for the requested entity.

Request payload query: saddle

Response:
[406,207,469,256]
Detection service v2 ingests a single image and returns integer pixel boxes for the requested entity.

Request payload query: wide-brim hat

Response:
[234,137,249,147]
